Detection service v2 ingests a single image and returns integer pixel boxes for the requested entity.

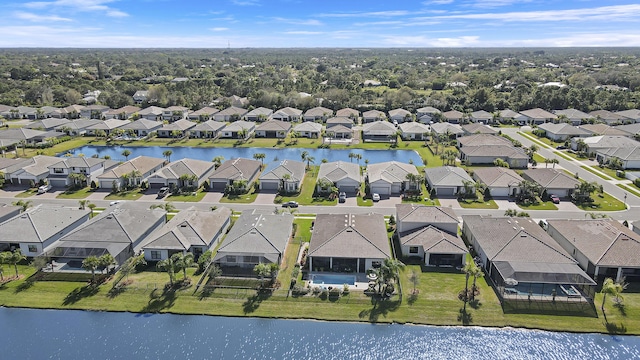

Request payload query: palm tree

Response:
[82,255,101,283]
[98,254,116,274]
[0,252,7,281]
[78,200,89,210]
[300,150,309,164]
[12,200,33,213]
[87,203,96,217]
[173,253,196,280]
[212,156,224,168]
[408,270,420,295]
[550,158,559,168]
[253,153,266,168]
[121,149,131,161]
[150,202,176,213]
[348,152,356,163]
[157,257,176,286]
[462,261,475,303]
[162,150,173,162]
[469,262,484,300]
[405,173,424,191]
[254,263,271,287]
[6,250,26,278]
[601,277,623,313]
[305,156,315,170]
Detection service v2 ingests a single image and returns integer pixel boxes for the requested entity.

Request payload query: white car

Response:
[372,193,380,202]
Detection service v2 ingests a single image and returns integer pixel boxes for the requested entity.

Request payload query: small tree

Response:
[121,149,131,161]
[162,150,173,162]
[157,256,177,286]
[82,255,101,283]
[254,263,271,287]
[0,252,7,280]
[253,152,266,168]
[98,254,116,274]
[601,277,624,313]
[408,270,420,295]
[212,156,224,168]
[12,200,33,213]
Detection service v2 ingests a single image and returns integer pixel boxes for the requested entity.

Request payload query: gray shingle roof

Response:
[304,106,333,117]
[293,122,322,132]
[362,120,396,135]
[210,158,261,181]
[317,161,361,183]
[149,158,216,181]
[336,108,359,117]
[217,106,248,117]
[255,120,292,132]
[160,119,197,131]
[222,120,256,132]
[462,123,497,135]
[590,110,631,122]
[309,213,390,259]
[367,161,418,184]
[460,145,529,159]
[0,128,48,140]
[553,109,594,120]
[399,122,430,134]
[400,225,467,254]
[97,156,165,179]
[260,160,305,182]
[120,119,163,131]
[48,156,106,170]
[191,120,226,132]
[424,166,473,187]
[0,205,89,244]
[521,168,580,190]
[458,134,512,147]
[473,167,524,187]
[520,108,557,120]
[395,204,459,226]
[430,122,463,135]
[86,119,129,130]
[537,123,590,136]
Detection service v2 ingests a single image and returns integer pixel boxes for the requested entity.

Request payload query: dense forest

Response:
[1,48,639,113]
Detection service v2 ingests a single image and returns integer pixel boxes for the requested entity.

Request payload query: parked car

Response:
[37,184,52,194]
[157,187,170,198]
[282,201,299,208]
[550,194,560,204]
[372,193,380,202]
[338,192,347,203]
[556,145,567,150]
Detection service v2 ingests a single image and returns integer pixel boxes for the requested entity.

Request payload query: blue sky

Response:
[1,0,640,47]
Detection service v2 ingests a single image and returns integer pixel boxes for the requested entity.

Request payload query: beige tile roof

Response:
[309,213,391,259]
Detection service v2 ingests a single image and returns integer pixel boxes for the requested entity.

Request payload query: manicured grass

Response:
[519,132,551,149]
[597,166,628,180]
[400,183,440,205]
[580,165,614,181]
[532,153,546,165]
[517,200,558,210]
[357,197,373,206]
[277,167,336,206]
[104,189,144,200]
[457,191,498,209]
[522,132,561,147]
[56,186,95,199]
[21,137,96,157]
[15,189,37,198]
[219,189,259,204]
[618,184,640,198]
[555,151,574,161]
[562,151,590,161]
[166,189,207,202]
[576,192,626,211]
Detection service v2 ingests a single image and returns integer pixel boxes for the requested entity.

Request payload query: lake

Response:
[62,145,423,165]
[1,307,639,359]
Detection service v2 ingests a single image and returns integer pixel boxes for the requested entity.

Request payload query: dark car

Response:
[556,145,567,150]
[157,187,170,198]
[282,201,299,208]
[550,194,560,204]
[338,192,347,203]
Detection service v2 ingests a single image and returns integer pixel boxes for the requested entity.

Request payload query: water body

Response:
[1,307,639,360]
[62,145,423,165]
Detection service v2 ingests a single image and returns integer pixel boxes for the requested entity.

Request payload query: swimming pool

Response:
[311,274,356,286]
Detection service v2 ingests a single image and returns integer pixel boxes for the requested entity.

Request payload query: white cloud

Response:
[422,0,454,4]
[231,0,261,6]
[381,34,480,47]
[210,27,229,31]
[273,17,323,26]
[23,0,129,17]
[283,31,323,35]
[14,11,72,22]
[317,10,411,18]
[471,0,532,8]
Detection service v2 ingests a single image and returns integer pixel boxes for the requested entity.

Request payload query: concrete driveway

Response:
[202,192,223,202]
[254,191,277,205]
[339,196,358,207]
[373,195,402,208]
[35,189,63,199]
[438,197,461,209]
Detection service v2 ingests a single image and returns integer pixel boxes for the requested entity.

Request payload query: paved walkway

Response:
[438,198,461,209]
[202,192,223,202]
[254,192,277,205]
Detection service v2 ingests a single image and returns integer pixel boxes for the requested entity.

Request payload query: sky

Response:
[1,0,640,48]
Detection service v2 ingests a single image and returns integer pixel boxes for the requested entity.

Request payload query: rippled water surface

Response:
[1,308,639,359]
[63,145,423,164]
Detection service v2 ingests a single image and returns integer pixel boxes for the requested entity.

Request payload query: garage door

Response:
[99,180,114,189]
[261,181,279,191]
[371,185,391,196]
[490,187,509,197]
[436,187,455,196]
[49,178,68,188]
[391,184,402,194]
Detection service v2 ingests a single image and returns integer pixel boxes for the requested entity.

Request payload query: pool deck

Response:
[307,272,369,291]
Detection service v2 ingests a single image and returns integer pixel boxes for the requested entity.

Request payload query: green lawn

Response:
[401,183,440,205]
[577,192,626,211]
[457,191,498,209]
[596,166,628,180]
[580,165,614,181]
[219,188,259,204]
[104,189,144,200]
[518,132,552,149]
[56,186,95,199]
[15,189,37,198]
[517,200,558,210]
[166,189,207,202]
[277,167,336,206]
[562,150,590,161]
[618,183,640,198]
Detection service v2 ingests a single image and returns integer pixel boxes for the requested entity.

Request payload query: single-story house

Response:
[609,123,640,137]
[462,215,596,302]
[430,122,464,138]
[137,106,164,121]
[254,120,292,138]
[96,156,166,190]
[47,156,116,188]
[213,106,248,122]
[325,124,352,139]
[399,122,430,140]
[362,110,386,123]
[443,110,464,124]
[519,108,557,125]
[162,106,189,122]
[326,117,354,129]
[104,106,140,120]
[80,105,110,119]
[366,161,419,195]
[537,122,590,141]
[460,145,529,168]
[615,109,640,123]
[308,213,390,273]
[395,204,459,234]
[571,135,640,154]
[244,107,273,122]
[335,108,359,119]
[147,158,217,189]
[188,107,220,121]
[0,205,90,257]
[293,121,322,138]
[119,119,162,137]
[46,203,166,267]
[213,210,294,275]
[86,119,130,135]
[5,155,62,186]
[190,120,226,138]
[547,219,640,283]
[133,90,149,104]
[259,159,305,193]
[399,225,467,267]
[62,105,85,119]
[424,166,474,197]
[457,133,512,148]
[272,107,302,122]
[590,110,633,125]
[521,168,580,198]
[462,123,497,135]
[595,146,640,169]
[25,118,71,131]
[388,108,412,123]
[208,158,262,191]
[498,109,529,125]
[55,118,102,136]
[219,121,256,139]
[316,161,361,194]
[0,128,51,145]
[142,207,232,261]
[472,167,524,197]
[553,109,595,126]
[157,119,197,138]
[469,110,493,124]
[362,120,396,142]
[303,106,333,122]
[416,107,441,119]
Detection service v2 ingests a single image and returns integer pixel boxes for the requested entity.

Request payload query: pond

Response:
[1,308,639,359]
[62,145,423,164]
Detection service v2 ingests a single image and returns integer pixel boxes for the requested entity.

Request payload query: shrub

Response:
[292,285,309,296]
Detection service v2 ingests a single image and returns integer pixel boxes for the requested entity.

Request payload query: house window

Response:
[244,256,259,263]
[54,168,64,174]
[227,255,236,263]
[151,251,161,260]
[28,245,38,253]
[371,261,381,268]
[409,246,419,254]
